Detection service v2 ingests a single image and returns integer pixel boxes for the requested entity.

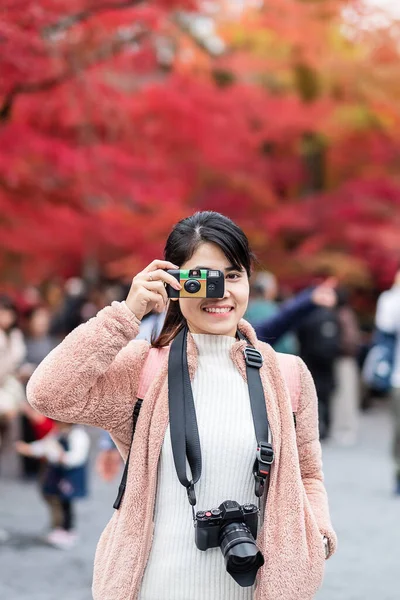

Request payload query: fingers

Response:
[145,281,169,306]
[126,260,181,319]
[142,260,179,274]
[146,269,181,290]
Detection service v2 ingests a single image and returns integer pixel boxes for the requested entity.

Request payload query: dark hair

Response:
[152,211,254,347]
[0,294,18,333]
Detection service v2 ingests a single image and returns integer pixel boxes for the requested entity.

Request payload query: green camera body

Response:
[166,269,225,299]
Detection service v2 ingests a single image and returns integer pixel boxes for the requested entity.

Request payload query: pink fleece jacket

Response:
[27,301,337,600]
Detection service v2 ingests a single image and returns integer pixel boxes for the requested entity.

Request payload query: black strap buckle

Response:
[256,442,274,465]
[243,347,263,369]
[253,456,270,497]
[253,444,274,497]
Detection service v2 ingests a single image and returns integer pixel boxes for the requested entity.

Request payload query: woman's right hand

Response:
[125,260,182,321]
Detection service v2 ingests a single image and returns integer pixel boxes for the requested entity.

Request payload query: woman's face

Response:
[29,307,50,337]
[0,307,16,331]
[177,242,249,337]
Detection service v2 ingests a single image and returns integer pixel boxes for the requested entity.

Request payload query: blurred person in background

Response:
[50,278,127,338]
[18,306,58,478]
[296,290,341,440]
[15,420,90,549]
[250,275,338,352]
[0,295,26,469]
[245,272,298,354]
[49,277,88,337]
[330,288,362,446]
[375,268,400,494]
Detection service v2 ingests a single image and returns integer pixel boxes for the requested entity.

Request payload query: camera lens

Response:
[219,522,264,587]
[184,279,201,294]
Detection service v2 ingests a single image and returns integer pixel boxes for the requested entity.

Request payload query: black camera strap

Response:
[168,326,202,510]
[168,326,274,514]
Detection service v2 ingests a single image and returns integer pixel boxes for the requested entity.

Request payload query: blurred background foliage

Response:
[1,0,400,290]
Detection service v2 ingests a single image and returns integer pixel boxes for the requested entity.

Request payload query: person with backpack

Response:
[375,268,400,494]
[245,272,299,354]
[245,272,337,355]
[296,301,341,440]
[27,212,336,600]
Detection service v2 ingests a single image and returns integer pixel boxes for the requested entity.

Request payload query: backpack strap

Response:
[137,347,168,399]
[113,347,167,509]
[276,353,301,418]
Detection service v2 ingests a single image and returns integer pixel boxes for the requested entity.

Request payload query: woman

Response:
[19,305,58,477]
[27,212,337,600]
[0,295,25,459]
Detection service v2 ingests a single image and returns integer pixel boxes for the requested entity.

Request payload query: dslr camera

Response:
[195,500,264,587]
[166,269,224,299]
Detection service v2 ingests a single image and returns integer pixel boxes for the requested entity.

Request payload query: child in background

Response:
[15,421,90,549]
[18,305,58,478]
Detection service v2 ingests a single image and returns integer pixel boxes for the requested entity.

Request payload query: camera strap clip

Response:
[186,481,197,506]
[253,442,274,497]
[243,347,263,369]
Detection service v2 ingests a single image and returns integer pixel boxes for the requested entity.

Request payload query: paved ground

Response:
[0,405,399,600]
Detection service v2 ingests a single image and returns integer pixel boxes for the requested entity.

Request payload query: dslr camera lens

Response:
[219,522,264,587]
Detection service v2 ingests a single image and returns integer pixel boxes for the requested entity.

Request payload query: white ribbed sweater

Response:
[138,334,259,600]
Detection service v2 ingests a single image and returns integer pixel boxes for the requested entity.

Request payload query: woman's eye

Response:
[226,273,241,280]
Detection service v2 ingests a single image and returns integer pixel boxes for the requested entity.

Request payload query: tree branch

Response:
[0,28,149,122]
[44,0,144,37]
[172,12,225,57]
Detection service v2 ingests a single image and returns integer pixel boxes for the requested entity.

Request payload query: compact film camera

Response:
[166,269,224,299]
[195,500,264,587]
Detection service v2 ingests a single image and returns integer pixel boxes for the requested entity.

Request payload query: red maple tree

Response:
[1,0,400,289]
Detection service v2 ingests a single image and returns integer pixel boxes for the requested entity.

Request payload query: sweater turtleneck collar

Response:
[191,333,236,358]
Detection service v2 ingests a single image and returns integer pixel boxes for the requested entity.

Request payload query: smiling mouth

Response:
[202,307,234,314]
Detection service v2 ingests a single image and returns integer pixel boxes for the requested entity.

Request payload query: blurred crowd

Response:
[0,277,128,475]
[0,269,398,547]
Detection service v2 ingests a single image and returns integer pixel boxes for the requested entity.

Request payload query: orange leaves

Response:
[1,0,400,288]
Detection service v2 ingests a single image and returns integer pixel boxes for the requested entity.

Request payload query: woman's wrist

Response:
[121,301,142,326]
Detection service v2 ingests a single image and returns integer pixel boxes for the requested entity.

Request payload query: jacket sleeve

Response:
[255,289,315,343]
[295,357,338,558]
[27,302,149,447]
